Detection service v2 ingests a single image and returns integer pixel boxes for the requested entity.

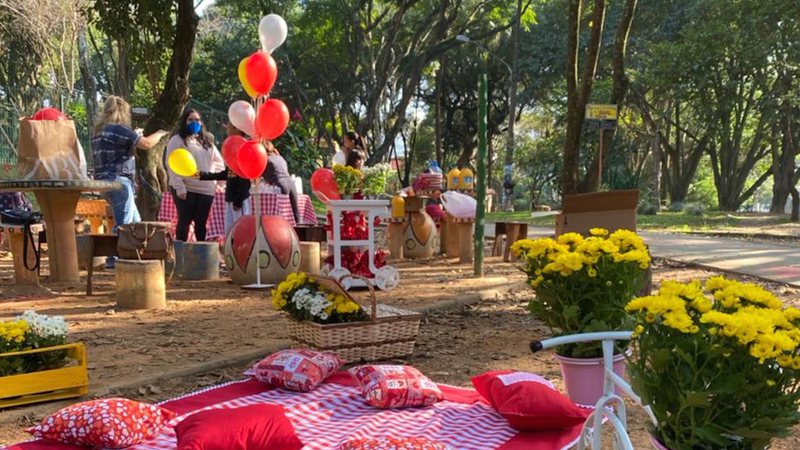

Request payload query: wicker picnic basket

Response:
[286,276,422,362]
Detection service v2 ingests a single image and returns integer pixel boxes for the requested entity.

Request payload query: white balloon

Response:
[258,14,288,54]
[228,101,255,138]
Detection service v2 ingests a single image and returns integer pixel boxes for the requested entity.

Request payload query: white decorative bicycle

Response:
[530,332,658,450]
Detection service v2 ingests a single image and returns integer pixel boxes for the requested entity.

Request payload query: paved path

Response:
[486,224,800,287]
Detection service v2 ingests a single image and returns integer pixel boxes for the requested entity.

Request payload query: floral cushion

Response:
[27,398,176,448]
[349,365,443,409]
[471,370,590,430]
[174,404,303,450]
[335,437,452,450]
[250,349,343,392]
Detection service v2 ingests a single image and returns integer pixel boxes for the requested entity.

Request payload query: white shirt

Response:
[332,150,347,166]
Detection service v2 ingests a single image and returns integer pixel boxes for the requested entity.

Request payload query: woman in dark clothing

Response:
[262,141,299,223]
[197,123,251,234]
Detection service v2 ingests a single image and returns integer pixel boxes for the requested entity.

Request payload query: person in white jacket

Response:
[165,108,224,241]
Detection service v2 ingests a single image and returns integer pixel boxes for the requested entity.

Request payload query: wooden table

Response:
[493,221,530,262]
[0,180,120,282]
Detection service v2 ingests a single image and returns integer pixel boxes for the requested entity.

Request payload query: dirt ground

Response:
[2,250,800,448]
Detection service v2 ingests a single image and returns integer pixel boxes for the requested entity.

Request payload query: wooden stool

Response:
[299,241,320,274]
[116,259,166,309]
[82,234,118,295]
[452,217,475,263]
[387,218,405,260]
[0,223,45,286]
[492,221,529,262]
[442,214,460,258]
[294,225,327,242]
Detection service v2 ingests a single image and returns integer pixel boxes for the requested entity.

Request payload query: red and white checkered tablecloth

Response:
[6,372,585,450]
[158,191,317,241]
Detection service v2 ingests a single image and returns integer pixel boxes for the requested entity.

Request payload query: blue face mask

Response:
[187,121,202,135]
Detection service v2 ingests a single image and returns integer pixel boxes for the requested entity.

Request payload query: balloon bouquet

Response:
[226,14,291,289]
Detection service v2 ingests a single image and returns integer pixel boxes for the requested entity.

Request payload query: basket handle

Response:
[337,274,378,322]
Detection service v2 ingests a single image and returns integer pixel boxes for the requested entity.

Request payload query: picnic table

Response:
[0,179,119,282]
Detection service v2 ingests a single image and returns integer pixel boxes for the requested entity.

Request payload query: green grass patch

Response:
[486,210,795,232]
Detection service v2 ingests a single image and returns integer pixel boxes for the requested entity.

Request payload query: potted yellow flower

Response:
[626,277,800,450]
[511,228,650,405]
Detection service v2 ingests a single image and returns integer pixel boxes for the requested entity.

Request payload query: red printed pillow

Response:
[471,370,590,430]
[349,365,444,409]
[335,437,452,450]
[251,349,343,392]
[175,404,303,450]
[27,398,176,448]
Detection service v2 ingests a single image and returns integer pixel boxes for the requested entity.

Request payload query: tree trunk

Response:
[562,0,607,195]
[136,0,199,220]
[578,0,637,193]
[77,30,97,135]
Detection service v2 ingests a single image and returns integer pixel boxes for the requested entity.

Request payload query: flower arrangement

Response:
[332,164,364,194]
[626,277,800,450]
[511,228,650,357]
[362,164,390,196]
[272,272,368,324]
[0,311,69,376]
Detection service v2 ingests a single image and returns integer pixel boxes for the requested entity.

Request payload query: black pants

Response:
[173,190,214,241]
[277,178,300,224]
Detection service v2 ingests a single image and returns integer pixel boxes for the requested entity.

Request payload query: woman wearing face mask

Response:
[166,109,225,241]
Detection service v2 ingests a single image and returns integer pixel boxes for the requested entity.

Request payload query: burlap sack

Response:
[16,118,88,180]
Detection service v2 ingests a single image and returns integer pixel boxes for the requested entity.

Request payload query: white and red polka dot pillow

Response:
[27,398,176,448]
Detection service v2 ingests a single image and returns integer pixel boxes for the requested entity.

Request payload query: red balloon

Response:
[221,135,247,178]
[310,168,341,203]
[237,140,268,180]
[255,99,290,140]
[31,107,67,121]
[244,51,278,96]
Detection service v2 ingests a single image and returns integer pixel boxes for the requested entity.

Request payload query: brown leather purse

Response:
[117,222,174,261]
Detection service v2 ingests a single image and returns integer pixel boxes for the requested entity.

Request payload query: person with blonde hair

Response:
[91,95,168,267]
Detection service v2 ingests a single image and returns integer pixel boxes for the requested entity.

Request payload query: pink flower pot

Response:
[554,353,626,406]
[649,433,671,450]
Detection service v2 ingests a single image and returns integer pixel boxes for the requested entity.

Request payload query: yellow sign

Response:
[585,104,618,120]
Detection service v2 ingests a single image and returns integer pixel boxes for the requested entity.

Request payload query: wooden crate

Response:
[0,343,89,408]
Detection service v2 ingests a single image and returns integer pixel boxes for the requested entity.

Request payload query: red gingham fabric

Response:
[158,191,318,241]
[4,373,588,450]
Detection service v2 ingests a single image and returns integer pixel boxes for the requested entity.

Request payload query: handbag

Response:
[0,209,43,272]
[117,222,174,261]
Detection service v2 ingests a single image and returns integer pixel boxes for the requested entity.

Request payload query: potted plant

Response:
[0,310,88,408]
[511,228,650,405]
[332,164,364,198]
[362,163,390,198]
[273,272,421,362]
[626,277,800,450]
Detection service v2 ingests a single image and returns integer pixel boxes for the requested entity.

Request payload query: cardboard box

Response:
[555,190,638,236]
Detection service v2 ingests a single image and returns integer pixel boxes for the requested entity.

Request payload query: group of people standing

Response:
[90,96,299,267]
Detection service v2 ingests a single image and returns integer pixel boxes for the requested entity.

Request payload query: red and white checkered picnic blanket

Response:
[5,372,586,450]
[158,191,317,241]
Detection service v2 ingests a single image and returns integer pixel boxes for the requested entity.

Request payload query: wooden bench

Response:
[81,234,118,295]
[294,225,327,242]
[0,222,45,286]
[75,199,115,234]
[492,221,529,262]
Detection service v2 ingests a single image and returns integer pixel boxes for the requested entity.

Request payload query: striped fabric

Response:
[5,373,587,450]
[158,191,317,241]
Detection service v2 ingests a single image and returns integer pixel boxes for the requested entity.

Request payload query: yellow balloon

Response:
[168,148,197,177]
[238,57,258,99]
